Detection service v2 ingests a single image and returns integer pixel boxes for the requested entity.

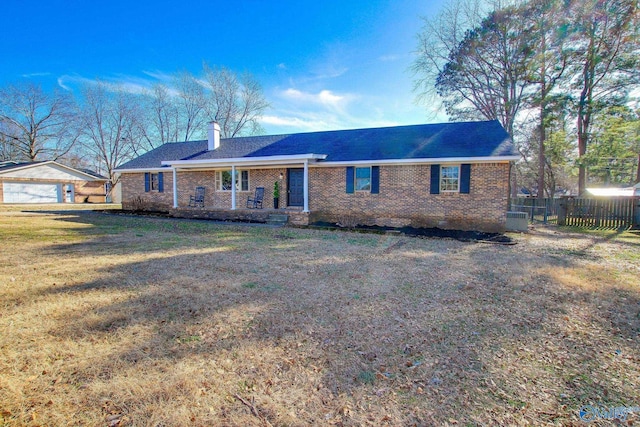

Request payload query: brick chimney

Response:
[207,121,220,151]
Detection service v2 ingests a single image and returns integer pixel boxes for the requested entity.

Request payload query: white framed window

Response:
[440,165,460,192]
[150,173,160,191]
[217,170,249,191]
[355,167,371,191]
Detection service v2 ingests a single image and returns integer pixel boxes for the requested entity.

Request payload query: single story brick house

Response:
[0,161,107,203]
[115,120,519,231]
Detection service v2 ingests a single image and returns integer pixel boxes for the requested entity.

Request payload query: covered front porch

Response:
[164,154,327,214]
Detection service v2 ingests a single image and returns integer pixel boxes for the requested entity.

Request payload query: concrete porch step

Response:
[266,214,289,226]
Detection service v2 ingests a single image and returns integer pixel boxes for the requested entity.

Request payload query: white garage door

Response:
[3,182,62,203]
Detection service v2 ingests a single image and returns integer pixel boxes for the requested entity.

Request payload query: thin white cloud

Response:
[261,82,416,134]
[281,88,355,111]
[261,110,399,134]
[282,88,303,99]
[57,73,155,95]
[109,78,152,95]
[292,66,349,85]
[142,70,175,82]
[261,115,332,132]
[53,65,429,136]
[57,74,95,91]
[144,70,214,92]
[57,71,217,99]
[378,54,401,62]
[318,90,344,105]
[22,72,51,78]
[285,51,349,86]
[312,66,349,80]
[57,77,72,91]
[262,88,401,133]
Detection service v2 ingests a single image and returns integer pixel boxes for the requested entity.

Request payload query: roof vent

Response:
[208,122,220,151]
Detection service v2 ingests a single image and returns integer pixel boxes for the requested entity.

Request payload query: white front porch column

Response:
[303,160,309,213]
[231,165,237,210]
[172,167,178,208]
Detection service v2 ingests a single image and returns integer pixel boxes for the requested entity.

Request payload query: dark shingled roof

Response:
[116,120,517,170]
[77,168,108,180]
[117,140,208,170]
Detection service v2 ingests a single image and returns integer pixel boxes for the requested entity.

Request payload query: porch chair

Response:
[188,186,205,207]
[246,187,264,209]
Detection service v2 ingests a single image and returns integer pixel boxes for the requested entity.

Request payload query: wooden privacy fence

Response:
[558,197,639,229]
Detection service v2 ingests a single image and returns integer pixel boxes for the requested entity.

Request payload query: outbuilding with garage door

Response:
[0,161,107,204]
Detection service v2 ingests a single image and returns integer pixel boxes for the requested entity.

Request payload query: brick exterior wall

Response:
[76,181,107,203]
[120,172,175,211]
[0,178,106,203]
[121,169,288,211]
[309,163,509,232]
[120,162,510,232]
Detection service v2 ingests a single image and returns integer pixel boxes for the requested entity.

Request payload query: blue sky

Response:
[2,0,447,135]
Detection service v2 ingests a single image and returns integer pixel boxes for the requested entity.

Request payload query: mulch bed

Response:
[309,221,515,244]
[400,225,515,243]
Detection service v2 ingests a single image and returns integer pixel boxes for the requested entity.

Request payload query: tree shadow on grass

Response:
[45,211,255,253]
[533,224,640,249]
[458,240,640,424]
[7,212,639,426]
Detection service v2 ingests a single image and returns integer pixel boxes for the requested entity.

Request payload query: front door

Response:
[287,168,304,207]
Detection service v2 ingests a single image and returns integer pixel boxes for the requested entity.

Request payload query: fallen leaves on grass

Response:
[0,211,638,426]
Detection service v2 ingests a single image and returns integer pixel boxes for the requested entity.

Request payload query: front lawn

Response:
[0,209,638,426]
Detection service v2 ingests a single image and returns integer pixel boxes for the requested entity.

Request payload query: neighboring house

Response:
[0,161,108,204]
[115,120,519,232]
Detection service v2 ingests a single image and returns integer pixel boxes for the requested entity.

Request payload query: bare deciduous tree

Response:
[0,122,22,162]
[434,6,534,137]
[136,84,181,154]
[203,64,269,138]
[174,71,207,142]
[78,81,143,189]
[411,0,520,111]
[412,0,484,114]
[140,66,268,146]
[0,82,78,161]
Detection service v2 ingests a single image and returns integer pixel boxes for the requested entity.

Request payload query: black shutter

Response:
[371,166,380,194]
[346,167,355,193]
[460,164,471,194]
[144,172,150,192]
[158,172,164,193]
[430,164,440,194]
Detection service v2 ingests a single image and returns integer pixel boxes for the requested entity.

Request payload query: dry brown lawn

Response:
[0,207,638,426]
